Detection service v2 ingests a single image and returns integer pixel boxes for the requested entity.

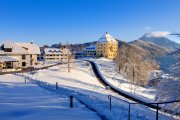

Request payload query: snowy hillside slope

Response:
[91,58,156,102]
[155,62,180,114]
[91,58,180,115]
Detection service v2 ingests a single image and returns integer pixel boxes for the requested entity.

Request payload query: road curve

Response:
[87,60,159,109]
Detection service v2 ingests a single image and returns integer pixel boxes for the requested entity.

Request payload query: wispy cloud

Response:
[146,31,171,38]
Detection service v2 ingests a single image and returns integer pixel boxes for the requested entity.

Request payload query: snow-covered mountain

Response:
[139,33,180,50]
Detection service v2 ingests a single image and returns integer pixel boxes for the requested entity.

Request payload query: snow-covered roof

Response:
[3,41,29,54]
[97,32,117,43]
[44,48,71,55]
[3,41,13,48]
[83,45,96,51]
[1,41,40,55]
[17,42,40,54]
[0,56,19,62]
[44,48,62,55]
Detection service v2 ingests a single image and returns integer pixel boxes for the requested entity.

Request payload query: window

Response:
[4,48,12,52]
[22,55,26,59]
[22,62,26,67]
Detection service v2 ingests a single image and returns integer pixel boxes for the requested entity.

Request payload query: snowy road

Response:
[0,74,101,120]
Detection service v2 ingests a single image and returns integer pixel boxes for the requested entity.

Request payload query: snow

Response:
[98,32,117,43]
[3,41,14,48]
[89,58,180,117]
[19,61,176,120]
[17,42,40,54]
[2,41,29,54]
[0,56,19,62]
[0,60,178,120]
[1,41,40,55]
[90,58,156,102]
[44,48,71,55]
[0,74,101,120]
[44,48,62,54]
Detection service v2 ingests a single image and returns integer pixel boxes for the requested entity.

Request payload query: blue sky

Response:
[0,0,180,46]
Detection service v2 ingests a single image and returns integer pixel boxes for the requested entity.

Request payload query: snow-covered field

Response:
[0,61,177,120]
[0,74,100,120]
[18,61,176,120]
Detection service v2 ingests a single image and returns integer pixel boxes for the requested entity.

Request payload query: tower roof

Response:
[98,32,117,43]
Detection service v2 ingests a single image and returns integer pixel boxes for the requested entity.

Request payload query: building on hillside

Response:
[0,41,40,69]
[96,32,118,59]
[83,45,96,58]
[43,48,71,62]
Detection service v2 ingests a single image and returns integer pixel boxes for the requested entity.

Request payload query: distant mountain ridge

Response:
[130,40,171,57]
[139,33,180,50]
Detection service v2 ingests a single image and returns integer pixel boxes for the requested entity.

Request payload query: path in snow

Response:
[0,74,101,120]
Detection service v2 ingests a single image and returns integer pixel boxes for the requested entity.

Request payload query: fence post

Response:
[56,82,58,89]
[156,104,159,120]
[108,95,112,110]
[128,103,131,120]
[70,96,73,108]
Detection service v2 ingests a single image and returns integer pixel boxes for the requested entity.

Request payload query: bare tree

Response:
[66,42,71,73]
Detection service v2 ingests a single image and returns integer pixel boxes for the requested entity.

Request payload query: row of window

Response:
[46,58,67,60]
[84,51,96,53]
[46,54,67,57]
[97,47,117,49]
[84,53,96,55]
[97,44,117,46]
[22,55,33,60]
[97,54,115,57]
[97,51,105,53]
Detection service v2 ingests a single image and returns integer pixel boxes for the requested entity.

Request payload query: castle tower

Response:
[96,32,118,59]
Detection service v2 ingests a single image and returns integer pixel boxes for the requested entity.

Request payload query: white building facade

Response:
[43,48,71,62]
[0,41,40,69]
